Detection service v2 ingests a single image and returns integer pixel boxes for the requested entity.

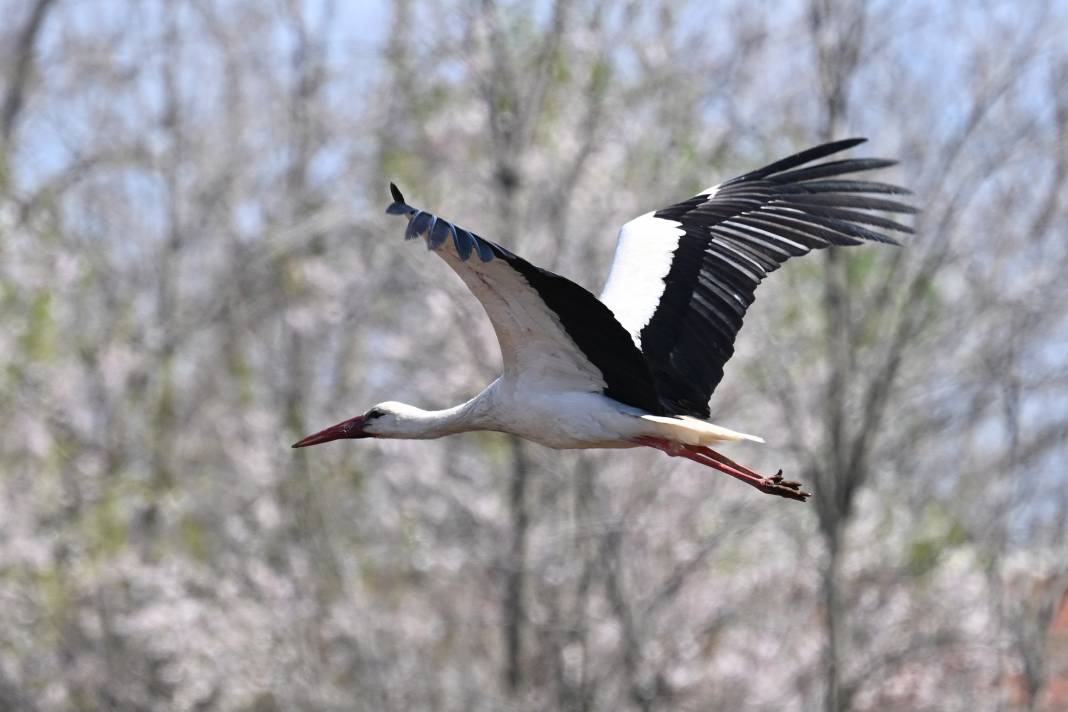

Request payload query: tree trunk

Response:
[504,435,530,692]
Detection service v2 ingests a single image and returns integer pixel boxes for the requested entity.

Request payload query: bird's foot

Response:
[756,470,810,502]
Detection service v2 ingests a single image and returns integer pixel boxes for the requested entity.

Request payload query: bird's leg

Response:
[633,437,810,502]
[683,444,810,501]
[687,445,810,501]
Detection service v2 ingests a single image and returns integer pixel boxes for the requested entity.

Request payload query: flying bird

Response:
[293,138,913,501]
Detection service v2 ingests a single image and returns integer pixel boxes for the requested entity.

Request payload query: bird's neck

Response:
[392,397,493,439]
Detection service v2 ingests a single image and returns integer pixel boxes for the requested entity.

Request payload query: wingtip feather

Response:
[386,182,415,216]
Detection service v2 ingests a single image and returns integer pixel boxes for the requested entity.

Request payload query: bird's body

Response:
[294,139,914,501]
[446,379,762,449]
[469,380,648,450]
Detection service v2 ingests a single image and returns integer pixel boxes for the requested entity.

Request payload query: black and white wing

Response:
[386,185,664,414]
[599,138,914,418]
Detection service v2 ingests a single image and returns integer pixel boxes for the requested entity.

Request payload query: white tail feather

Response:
[639,415,764,445]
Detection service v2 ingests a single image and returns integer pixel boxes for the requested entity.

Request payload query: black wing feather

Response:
[638,138,913,418]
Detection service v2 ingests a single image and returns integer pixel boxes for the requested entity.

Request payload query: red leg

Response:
[634,437,810,502]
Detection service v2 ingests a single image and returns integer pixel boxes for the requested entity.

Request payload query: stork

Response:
[293,138,913,501]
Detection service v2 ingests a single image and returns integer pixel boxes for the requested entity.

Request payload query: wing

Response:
[599,138,914,418]
[386,184,664,413]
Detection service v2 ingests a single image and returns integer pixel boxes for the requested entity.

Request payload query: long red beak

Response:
[292,415,370,448]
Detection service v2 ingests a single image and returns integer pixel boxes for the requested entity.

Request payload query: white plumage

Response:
[293,139,915,502]
[600,211,684,346]
[434,238,606,394]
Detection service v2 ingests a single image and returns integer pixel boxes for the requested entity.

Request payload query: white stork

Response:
[293,138,913,501]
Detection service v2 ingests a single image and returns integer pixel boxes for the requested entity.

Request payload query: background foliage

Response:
[2,1,1068,710]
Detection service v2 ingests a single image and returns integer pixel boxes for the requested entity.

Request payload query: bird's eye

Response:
[365,408,383,420]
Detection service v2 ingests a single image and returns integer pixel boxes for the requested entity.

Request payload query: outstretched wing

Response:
[386,184,664,413]
[599,138,914,418]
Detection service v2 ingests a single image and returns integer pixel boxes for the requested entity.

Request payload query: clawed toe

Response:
[759,473,810,502]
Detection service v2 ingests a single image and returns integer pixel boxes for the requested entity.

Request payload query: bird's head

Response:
[291,401,430,447]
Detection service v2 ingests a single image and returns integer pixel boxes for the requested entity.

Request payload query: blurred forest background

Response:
[2,1,1068,710]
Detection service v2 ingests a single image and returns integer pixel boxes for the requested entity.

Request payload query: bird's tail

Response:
[639,414,764,446]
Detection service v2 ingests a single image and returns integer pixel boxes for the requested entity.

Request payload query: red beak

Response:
[292,415,370,448]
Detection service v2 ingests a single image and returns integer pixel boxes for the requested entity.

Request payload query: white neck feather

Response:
[372,395,495,439]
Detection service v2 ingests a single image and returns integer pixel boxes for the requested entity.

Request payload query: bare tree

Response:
[2,1,1068,711]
